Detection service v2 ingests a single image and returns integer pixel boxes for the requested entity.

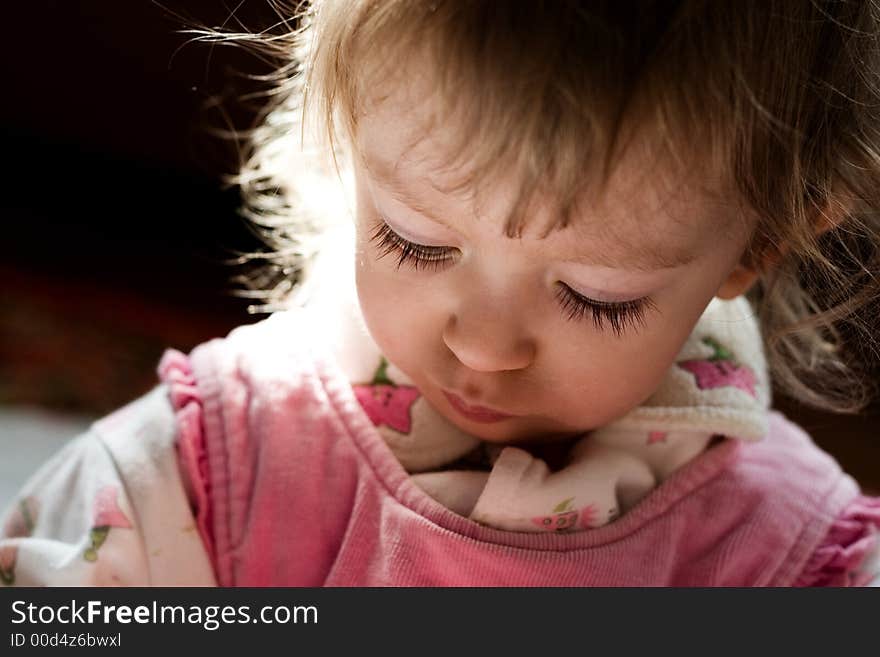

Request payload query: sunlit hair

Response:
[198,0,880,414]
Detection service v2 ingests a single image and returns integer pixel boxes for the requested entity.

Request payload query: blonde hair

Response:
[205,0,880,414]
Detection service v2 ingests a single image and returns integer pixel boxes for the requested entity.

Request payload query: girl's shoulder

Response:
[0,386,216,586]
[723,410,880,586]
[794,492,880,586]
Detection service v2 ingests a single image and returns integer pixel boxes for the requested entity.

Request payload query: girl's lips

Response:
[442,391,515,423]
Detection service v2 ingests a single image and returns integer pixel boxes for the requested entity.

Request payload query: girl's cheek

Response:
[357,264,415,331]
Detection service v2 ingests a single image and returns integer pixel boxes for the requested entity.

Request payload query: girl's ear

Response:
[714,200,849,301]
[715,263,760,300]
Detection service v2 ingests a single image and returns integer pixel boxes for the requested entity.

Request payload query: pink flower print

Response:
[2,497,38,538]
[647,431,667,445]
[579,504,601,529]
[354,385,421,433]
[531,498,598,532]
[677,337,757,398]
[0,544,17,586]
[679,360,757,397]
[84,486,132,563]
[353,356,421,434]
[532,511,579,531]
[92,486,133,529]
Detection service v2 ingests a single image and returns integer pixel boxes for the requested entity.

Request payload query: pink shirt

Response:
[160,310,880,586]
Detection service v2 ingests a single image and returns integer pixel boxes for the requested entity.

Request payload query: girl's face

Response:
[351,84,755,444]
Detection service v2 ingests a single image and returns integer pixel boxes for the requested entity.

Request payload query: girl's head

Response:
[227,0,880,435]
[348,67,754,442]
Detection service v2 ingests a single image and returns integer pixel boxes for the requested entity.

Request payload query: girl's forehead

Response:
[355,86,749,272]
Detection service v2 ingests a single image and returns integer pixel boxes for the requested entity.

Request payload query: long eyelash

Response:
[370,220,454,271]
[555,284,656,337]
[370,220,654,337]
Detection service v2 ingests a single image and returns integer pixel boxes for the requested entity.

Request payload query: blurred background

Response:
[0,1,877,506]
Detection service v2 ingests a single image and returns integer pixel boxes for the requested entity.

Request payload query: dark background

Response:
[1,1,277,413]
[1,1,877,490]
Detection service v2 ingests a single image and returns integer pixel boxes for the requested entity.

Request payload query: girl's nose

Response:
[442,308,537,373]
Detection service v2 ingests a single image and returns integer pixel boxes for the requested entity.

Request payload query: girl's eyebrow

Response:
[362,155,701,272]
[362,155,455,230]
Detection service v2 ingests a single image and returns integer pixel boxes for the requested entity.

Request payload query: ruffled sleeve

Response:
[0,386,215,586]
[794,495,880,587]
[157,349,215,563]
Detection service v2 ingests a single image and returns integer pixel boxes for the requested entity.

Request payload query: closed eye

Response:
[554,283,656,337]
[370,218,657,337]
[371,220,455,271]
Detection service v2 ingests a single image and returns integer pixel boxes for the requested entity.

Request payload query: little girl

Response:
[3,0,880,586]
